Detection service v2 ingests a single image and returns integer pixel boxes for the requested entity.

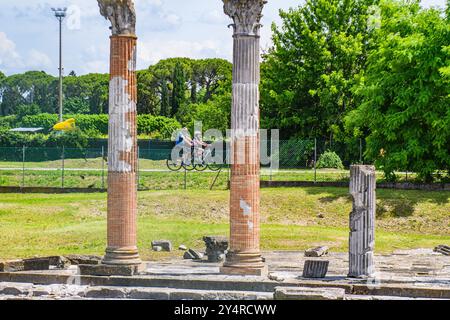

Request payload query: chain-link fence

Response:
[0,139,415,190]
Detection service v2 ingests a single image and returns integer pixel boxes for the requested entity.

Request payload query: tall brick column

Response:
[220,0,267,276]
[348,165,376,277]
[98,0,141,266]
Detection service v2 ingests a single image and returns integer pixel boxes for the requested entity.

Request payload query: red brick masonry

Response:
[103,35,140,265]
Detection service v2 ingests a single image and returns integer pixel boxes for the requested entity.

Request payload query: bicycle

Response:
[166,146,222,172]
[192,147,222,172]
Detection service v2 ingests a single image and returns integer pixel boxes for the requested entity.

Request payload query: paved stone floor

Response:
[0,249,449,300]
[145,249,450,287]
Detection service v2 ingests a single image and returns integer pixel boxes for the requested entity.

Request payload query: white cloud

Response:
[0,32,22,69]
[81,60,109,74]
[0,32,54,73]
[200,10,229,25]
[162,13,181,26]
[27,49,52,69]
[138,39,229,67]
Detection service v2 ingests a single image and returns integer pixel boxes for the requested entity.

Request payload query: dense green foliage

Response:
[345,0,450,181]
[0,127,89,148]
[171,62,186,117]
[0,58,232,128]
[260,0,449,181]
[261,0,378,139]
[317,150,345,169]
[0,0,449,182]
[0,114,180,140]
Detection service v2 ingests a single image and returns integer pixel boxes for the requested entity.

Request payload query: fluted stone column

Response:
[348,165,376,277]
[220,0,267,276]
[98,0,140,266]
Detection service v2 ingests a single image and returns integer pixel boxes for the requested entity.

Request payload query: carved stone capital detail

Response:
[223,0,267,36]
[98,0,136,35]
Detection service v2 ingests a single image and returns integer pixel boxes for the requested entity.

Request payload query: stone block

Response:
[178,245,188,251]
[152,246,163,252]
[0,283,33,296]
[47,256,71,269]
[183,251,195,260]
[23,258,50,271]
[274,286,345,300]
[0,260,24,272]
[151,240,172,252]
[305,246,329,257]
[85,287,127,299]
[78,264,143,276]
[188,249,204,260]
[64,254,102,265]
[127,288,170,300]
[434,245,450,256]
[302,260,329,278]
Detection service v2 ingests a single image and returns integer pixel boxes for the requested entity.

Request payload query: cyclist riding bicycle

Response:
[193,131,210,163]
[175,127,193,165]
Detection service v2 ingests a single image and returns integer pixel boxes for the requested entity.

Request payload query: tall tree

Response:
[193,59,232,103]
[0,71,55,115]
[63,73,108,114]
[160,79,171,117]
[171,62,186,117]
[261,0,378,139]
[137,69,160,115]
[345,0,450,182]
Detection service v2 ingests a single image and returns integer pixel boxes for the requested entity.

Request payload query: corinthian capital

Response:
[223,0,267,36]
[98,0,136,35]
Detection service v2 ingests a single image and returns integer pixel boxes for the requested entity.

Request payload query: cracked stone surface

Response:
[0,249,448,299]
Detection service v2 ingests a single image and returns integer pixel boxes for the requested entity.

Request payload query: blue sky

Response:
[0,0,446,76]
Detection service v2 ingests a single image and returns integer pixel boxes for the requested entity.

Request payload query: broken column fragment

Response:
[348,165,376,278]
[203,236,229,262]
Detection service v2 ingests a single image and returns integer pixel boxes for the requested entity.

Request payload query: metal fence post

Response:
[269,138,273,181]
[61,146,65,189]
[22,145,25,188]
[314,138,317,183]
[137,146,140,190]
[101,146,105,190]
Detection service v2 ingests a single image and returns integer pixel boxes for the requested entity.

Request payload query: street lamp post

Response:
[51,7,67,123]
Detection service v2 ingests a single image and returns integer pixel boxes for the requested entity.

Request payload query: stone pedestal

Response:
[221,0,267,276]
[98,0,141,268]
[348,165,376,277]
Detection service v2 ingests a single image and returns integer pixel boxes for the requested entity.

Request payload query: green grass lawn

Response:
[0,156,423,189]
[0,187,448,261]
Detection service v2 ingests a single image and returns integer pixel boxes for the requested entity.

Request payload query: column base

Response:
[102,246,142,266]
[220,251,267,276]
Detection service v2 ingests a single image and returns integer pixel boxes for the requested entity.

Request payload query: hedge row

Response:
[0,128,89,148]
[2,113,181,139]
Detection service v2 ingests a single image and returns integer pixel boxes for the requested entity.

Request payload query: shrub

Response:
[20,114,58,131]
[46,128,89,148]
[18,114,180,139]
[316,150,344,169]
[16,104,41,119]
[137,115,181,139]
[0,127,88,148]
[0,115,17,129]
